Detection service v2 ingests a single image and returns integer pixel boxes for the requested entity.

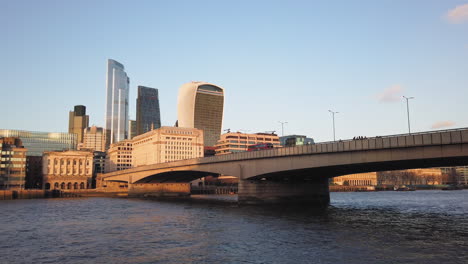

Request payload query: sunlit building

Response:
[214,132,281,155]
[105,59,130,145]
[42,150,94,190]
[136,86,161,136]
[132,126,204,167]
[333,172,378,186]
[68,105,89,144]
[177,81,224,147]
[0,137,27,189]
[80,126,106,152]
[105,140,133,172]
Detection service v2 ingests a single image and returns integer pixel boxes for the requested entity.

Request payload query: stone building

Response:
[333,172,378,186]
[0,137,27,189]
[80,126,107,152]
[132,126,204,167]
[105,140,133,172]
[214,132,281,155]
[42,150,94,190]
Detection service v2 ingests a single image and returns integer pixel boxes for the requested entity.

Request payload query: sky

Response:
[1,0,467,142]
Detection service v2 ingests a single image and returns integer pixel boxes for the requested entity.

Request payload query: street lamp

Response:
[328,110,339,141]
[278,121,288,137]
[403,96,415,134]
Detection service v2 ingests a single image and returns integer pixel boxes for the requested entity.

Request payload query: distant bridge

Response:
[99,128,468,206]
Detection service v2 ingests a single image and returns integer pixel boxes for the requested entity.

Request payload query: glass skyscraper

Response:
[136,86,161,136]
[177,81,224,147]
[105,59,129,145]
[0,129,77,156]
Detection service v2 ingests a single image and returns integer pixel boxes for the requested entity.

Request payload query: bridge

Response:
[99,128,468,206]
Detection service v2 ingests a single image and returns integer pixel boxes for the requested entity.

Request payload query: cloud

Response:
[431,121,455,129]
[376,85,403,103]
[446,4,468,23]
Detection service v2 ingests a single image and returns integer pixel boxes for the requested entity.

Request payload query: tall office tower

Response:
[81,126,106,152]
[128,120,137,139]
[177,81,224,147]
[105,59,130,145]
[136,86,161,136]
[69,105,89,144]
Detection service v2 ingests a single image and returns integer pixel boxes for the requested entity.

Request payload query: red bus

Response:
[247,143,274,151]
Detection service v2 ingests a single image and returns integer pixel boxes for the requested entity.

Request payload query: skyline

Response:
[2,0,468,142]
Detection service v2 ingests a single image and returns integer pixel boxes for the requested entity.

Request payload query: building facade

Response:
[105,140,133,172]
[0,129,76,156]
[136,86,161,136]
[177,81,224,147]
[214,132,281,155]
[279,135,315,147]
[0,137,27,189]
[333,172,378,186]
[68,105,89,144]
[80,126,107,152]
[42,150,94,190]
[128,120,137,139]
[105,59,130,145]
[132,126,204,167]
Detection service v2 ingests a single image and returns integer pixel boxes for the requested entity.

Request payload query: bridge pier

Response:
[128,183,191,198]
[238,177,330,206]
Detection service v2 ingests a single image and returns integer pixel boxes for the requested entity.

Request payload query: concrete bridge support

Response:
[238,177,330,206]
[128,183,191,198]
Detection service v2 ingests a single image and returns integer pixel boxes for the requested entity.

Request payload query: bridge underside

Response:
[134,171,220,184]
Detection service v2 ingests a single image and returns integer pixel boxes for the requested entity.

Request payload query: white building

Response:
[177,81,224,147]
[132,126,204,167]
[105,59,129,145]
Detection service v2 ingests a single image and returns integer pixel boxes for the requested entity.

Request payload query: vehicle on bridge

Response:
[247,143,274,151]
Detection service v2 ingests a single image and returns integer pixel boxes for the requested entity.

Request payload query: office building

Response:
[214,132,281,155]
[68,105,89,144]
[80,126,107,152]
[105,59,130,145]
[136,86,161,136]
[0,129,77,156]
[177,81,224,147]
[0,137,27,189]
[128,120,137,139]
[42,150,94,190]
[105,140,133,172]
[132,126,204,167]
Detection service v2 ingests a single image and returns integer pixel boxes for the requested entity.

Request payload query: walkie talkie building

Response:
[177,82,224,147]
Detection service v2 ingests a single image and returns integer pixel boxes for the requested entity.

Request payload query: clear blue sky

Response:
[2,0,467,142]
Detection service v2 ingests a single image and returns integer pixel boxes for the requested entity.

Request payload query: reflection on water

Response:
[0,190,466,264]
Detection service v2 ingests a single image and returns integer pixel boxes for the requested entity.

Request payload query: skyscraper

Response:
[136,86,161,136]
[105,59,129,145]
[81,126,106,152]
[69,105,89,144]
[128,120,137,139]
[177,81,224,147]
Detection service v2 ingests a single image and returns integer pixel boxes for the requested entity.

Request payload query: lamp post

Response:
[403,96,414,134]
[278,121,288,137]
[328,110,339,141]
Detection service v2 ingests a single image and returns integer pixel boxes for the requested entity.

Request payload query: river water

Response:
[0,190,466,264]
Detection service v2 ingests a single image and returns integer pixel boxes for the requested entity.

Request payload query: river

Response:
[0,190,466,264]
